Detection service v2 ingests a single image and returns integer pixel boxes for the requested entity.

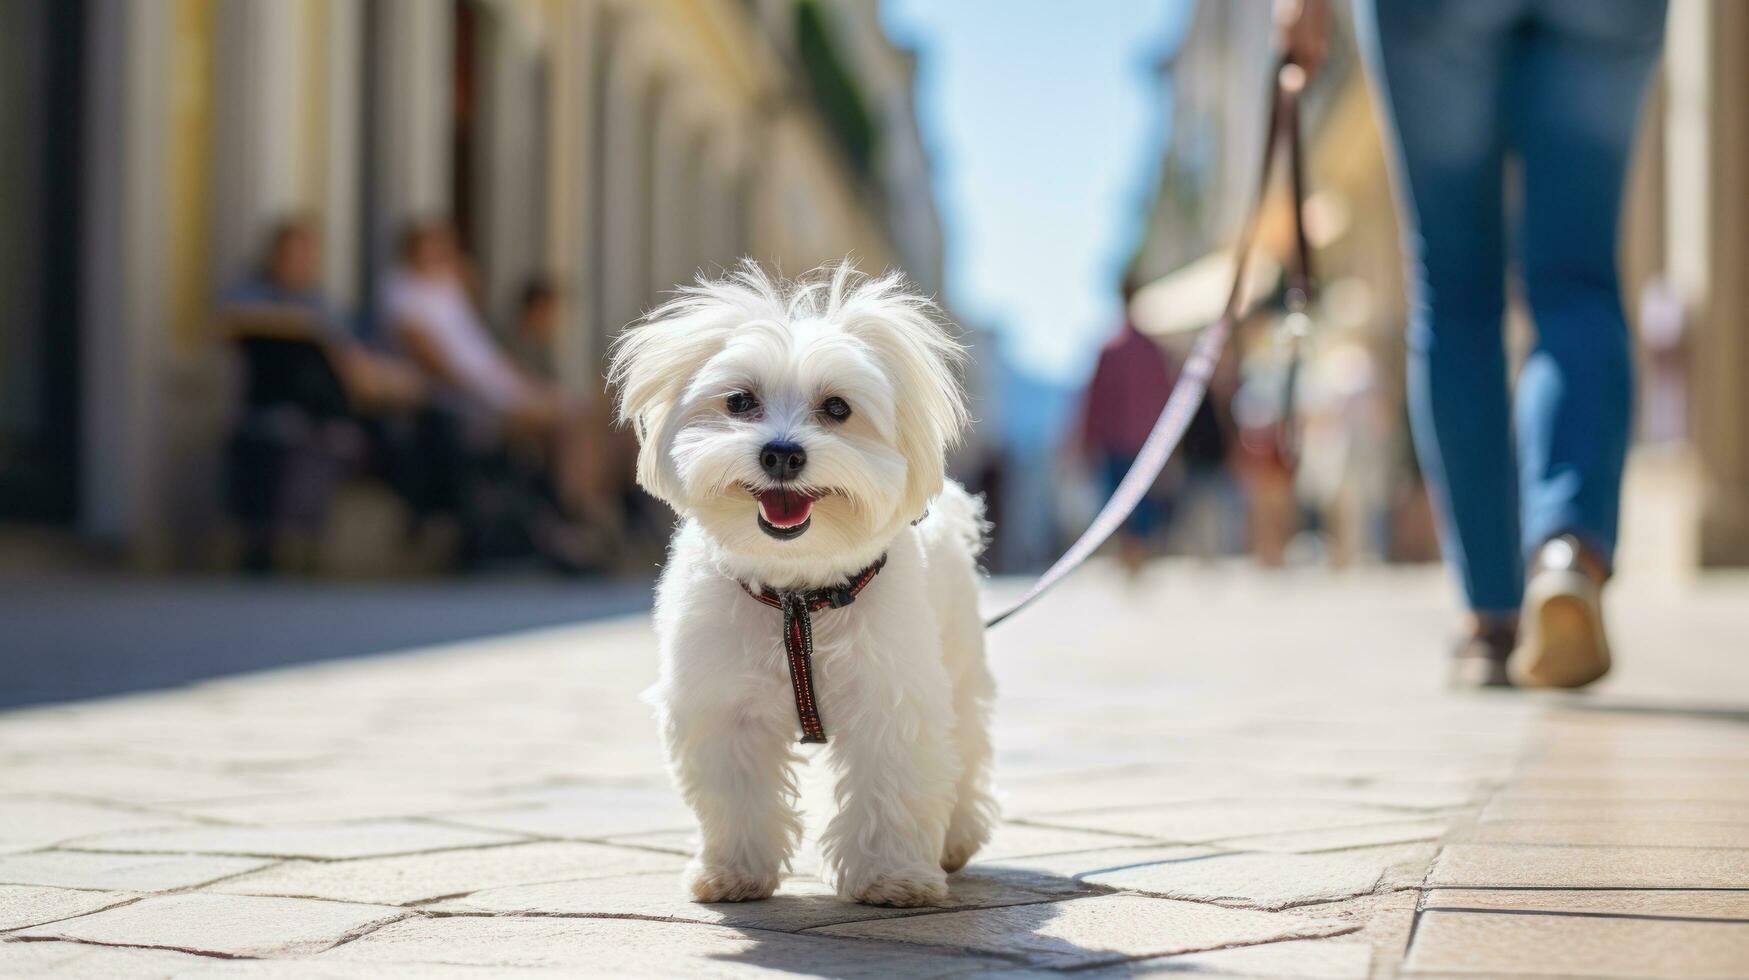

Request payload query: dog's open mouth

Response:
[753,486,822,540]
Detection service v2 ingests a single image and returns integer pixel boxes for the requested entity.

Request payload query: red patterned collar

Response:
[741,555,886,744]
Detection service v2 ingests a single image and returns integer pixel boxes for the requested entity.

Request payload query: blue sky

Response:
[882,0,1189,384]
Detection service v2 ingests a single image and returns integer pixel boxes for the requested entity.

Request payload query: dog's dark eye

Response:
[725,391,759,416]
[820,396,852,423]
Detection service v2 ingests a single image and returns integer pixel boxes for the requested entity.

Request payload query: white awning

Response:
[1130,248,1281,339]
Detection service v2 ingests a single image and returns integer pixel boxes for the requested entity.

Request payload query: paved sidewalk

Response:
[3,563,1747,977]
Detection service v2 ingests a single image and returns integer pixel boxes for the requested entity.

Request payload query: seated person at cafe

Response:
[222,216,424,410]
[220,217,425,571]
[383,221,621,570]
[382,222,565,436]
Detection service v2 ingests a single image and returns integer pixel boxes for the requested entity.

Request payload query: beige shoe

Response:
[1510,535,1612,689]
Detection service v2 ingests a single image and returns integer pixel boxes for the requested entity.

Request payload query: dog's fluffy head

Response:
[609,262,967,580]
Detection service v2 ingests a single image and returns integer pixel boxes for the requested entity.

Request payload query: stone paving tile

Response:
[0,763,290,806]
[1002,773,1479,823]
[177,957,584,978]
[597,828,695,855]
[0,851,271,893]
[1424,888,1749,919]
[285,756,657,796]
[67,820,523,860]
[0,939,86,975]
[1078,938,1375,977]
[0,938,221,977]
[13,892,407,958]
[975,821,1170,860]
[0,885,135,931]
[1254,781,1482,812]
[535,793,1147,886]
[431,784,694,840]
[1271,755,1518,786]
[6,730,338,769]
[1466,818,1749,849]
[204,841,686,906]
[431,865,1099,930]
[231,766,572,800]
[998,772,1260,819]
[984,844,1226,880]
[1079,850,1394,911]
[808,893,1357,969]
[1495,776,1749,802]
[1513,757,1749,780]
[1210,817,1450,854]
[1480,797,1749,824]
[317,913,1022,977]
[1402,908,1749,977]
[603,820,1192,880]
[1301,889,1421,972]
[169,789,510,826]
[0,798,201,852]
[1534,730,1749,765]
[1428,843,1749,888]
[1372,843,1448,890]
[1030,800,1423,845]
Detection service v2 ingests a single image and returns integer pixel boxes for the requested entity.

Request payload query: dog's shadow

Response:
[701,863,1115,976]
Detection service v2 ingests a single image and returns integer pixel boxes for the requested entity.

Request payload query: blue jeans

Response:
[1356,0,1666,614]
[1099,454,1166,538]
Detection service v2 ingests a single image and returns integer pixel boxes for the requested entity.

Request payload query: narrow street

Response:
[4,562,1746,976]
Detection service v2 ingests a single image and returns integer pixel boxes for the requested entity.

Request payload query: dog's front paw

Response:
[685,861,778,903]
[849,870,949,908]
[939,838,979,874]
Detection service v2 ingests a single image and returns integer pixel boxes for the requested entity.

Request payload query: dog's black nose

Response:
[759,441,807,481]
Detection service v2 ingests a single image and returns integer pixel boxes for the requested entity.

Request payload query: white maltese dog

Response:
[609,262,997,908]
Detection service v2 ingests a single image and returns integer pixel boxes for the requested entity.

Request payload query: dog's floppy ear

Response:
[608,265,782,505]
[608,320,706,506]
[832,266,969,523]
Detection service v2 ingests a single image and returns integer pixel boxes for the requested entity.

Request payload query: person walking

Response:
[1280,0,1667,686]
[1079,278,1178,576]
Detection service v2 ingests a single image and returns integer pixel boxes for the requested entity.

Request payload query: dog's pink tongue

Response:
[757,488,814,527]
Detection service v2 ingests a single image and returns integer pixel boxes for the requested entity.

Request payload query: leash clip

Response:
[825,586,856,609]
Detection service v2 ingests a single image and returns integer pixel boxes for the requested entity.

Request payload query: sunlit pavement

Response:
[3,561,1747,977]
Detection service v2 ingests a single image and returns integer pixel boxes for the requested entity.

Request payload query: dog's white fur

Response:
[610,263,997,907]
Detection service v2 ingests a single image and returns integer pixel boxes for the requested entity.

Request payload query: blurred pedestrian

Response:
[220,217,424,572]
[223,217,424,410]
[222,217,335,332]
[1165,368,1242,562]
[383,222,561,436]
[1079,277,1176,576]
[507,275,643,552]
[1231,316,1297,568]
[510,278,561,382]
[1309,0,1667,686]
[382,222,624,572]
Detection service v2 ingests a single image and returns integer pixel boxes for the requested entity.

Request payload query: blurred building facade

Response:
[0,0,945,568]
[1129,0,1749,572]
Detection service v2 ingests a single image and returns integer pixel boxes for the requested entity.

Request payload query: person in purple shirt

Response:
[1079,278,1176,575]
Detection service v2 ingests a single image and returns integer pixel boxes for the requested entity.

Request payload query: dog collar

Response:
[741,555,886,744]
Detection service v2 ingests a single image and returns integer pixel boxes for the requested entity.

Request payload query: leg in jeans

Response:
[1356,0,1525,615]
[1510,1,1666,566]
